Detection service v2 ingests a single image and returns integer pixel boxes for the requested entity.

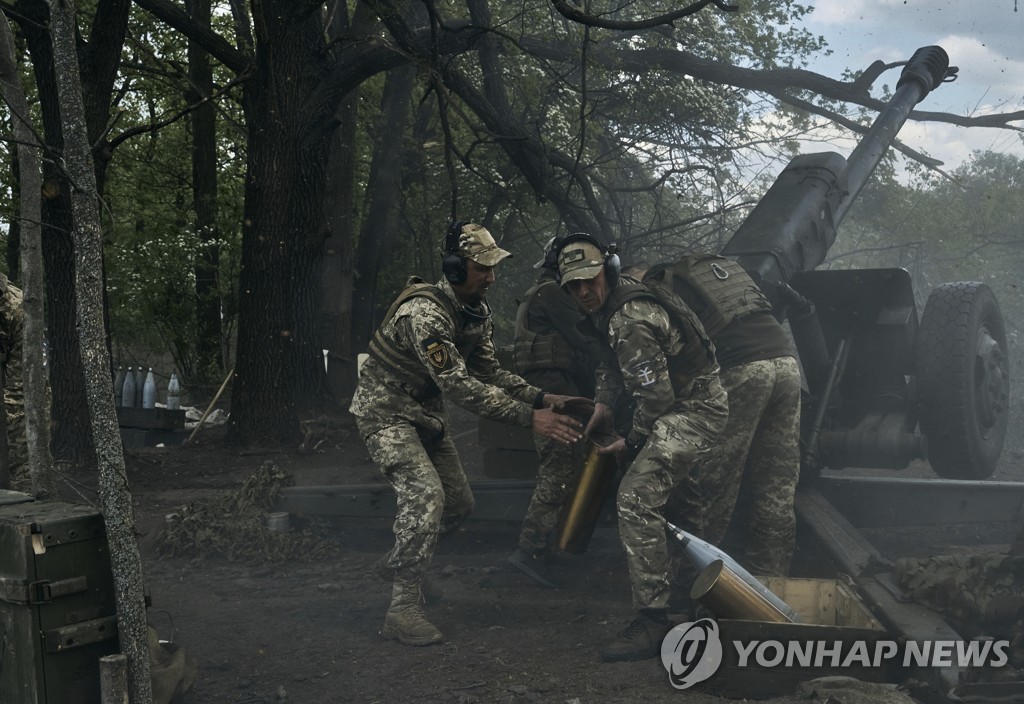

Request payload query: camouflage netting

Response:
[895,552,1024,629]
[156,460,339,562]
[896,552,1024,681]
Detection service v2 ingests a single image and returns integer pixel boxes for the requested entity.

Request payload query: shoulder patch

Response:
[423,337,451,370]
[632,360,658,386]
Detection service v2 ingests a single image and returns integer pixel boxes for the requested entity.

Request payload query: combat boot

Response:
[380,571,443,647]
[508,548,560,589]
[600,609,674,662]
[374,553,444,605]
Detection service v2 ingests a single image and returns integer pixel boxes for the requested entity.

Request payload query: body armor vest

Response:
[596,279,716,390]
[513,280,575,374]
[367,279,487,399]
[643,254,771,338]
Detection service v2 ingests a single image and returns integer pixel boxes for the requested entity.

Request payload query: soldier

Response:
[350,221,586,648]
[507,239,604,588]
[0,272,24,490]
[554,234,728,662]
[647,255,802,578]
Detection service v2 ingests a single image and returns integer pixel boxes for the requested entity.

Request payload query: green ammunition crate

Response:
[0,497,119,703]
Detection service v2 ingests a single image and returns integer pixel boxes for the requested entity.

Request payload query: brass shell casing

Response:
[556,436,617,554]
[690,559,794,623]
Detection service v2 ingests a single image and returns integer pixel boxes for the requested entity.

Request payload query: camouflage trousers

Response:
[517,434,580,553]
[619,380,728,611]
[669,356,801,577]
[359,421,475,578]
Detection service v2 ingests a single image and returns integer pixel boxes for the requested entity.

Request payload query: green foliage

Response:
[101,4,245,383]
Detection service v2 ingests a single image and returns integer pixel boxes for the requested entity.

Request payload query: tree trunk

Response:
[318,3,371,404]
[12,0,129,468]
[351,63,417,350]
[228,0,334,444]
[187,0,223,384]
[320,92,359,403]
[14,0,93,466]
[0,14,56,498]
[47,0,152,701]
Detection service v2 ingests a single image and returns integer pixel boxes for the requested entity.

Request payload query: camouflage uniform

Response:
[350,276,541,578]
[0,274,25,488]
[655,259,801,576]
[594,292,728,610]
[512,269,601,555]
[554,236,728,662]
[706,357,800,575]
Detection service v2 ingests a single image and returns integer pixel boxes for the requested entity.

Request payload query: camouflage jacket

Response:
[591,279,719,448]
[350,277,540,433]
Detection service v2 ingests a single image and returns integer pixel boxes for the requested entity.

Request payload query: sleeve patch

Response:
[424,337,451,370]
[632,361,657,386]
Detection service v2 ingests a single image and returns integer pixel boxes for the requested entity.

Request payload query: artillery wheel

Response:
[916,282,1009,480]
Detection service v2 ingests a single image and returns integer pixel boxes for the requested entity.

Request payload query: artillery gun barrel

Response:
[721,46,952,291]
[835,46,951,227]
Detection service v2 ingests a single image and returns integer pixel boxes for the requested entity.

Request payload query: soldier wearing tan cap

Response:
[350,221,590,647]
[555,233,728,662]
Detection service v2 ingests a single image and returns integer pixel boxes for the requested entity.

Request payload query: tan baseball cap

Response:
[557,240,606,285]
[456,223,512,266]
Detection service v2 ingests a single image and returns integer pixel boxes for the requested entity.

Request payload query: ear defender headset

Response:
[554,232,621,287]
[539,236,563,272]
[441,220,470,284]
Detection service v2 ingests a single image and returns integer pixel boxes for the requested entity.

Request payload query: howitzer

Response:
[721,46,1010,480]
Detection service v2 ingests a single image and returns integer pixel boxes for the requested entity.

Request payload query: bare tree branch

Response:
[549,0,738,31]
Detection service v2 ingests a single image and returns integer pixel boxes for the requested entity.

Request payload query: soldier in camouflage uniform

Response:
[507,244,604,588]
[350,222,586,647]
[554,234,728,663]
[646,257,801,577]
[0,273,25,490]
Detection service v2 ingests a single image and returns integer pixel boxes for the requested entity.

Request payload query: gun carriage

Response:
[720,46,1009,480]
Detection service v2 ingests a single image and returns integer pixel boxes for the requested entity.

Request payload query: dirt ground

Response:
[79,405,1019,704]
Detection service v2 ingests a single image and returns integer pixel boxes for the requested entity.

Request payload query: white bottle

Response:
[142,368,157,409]
[121,367,136,408]
[166,373,181,410]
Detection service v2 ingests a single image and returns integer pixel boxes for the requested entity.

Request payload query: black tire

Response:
[916,282,1010,480]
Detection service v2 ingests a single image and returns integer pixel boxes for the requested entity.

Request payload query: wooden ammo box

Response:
[0,495,119,703]
[700,577,898,699]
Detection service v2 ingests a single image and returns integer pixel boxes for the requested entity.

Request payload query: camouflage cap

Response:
[456,223,512,266]
[557,240,606,285]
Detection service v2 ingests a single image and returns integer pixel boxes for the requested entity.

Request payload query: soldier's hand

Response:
[543,394,594,418]
[583,402,613,438]
[596,435,627,456]
[531,408,583,445]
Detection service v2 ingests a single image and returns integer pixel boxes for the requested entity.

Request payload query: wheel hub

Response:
[974,325,1008,433]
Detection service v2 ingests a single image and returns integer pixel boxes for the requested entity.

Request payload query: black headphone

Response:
[553,232,620,287]
[441,220,470,284]
[539,235,564,272]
